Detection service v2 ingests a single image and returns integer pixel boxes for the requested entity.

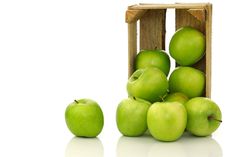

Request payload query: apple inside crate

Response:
[126,3,212,98]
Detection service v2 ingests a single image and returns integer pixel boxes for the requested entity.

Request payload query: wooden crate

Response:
[125,3,212,98]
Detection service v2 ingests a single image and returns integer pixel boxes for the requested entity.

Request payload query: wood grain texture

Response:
[129,3,208,10]
[125,9,147,23]
[128,22,137,78]
[140,9,166,50]
[176,9,205,34]
[205,4,212,98]
[188,9,206,22]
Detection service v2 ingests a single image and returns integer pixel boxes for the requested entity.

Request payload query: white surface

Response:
[0,0,234,156]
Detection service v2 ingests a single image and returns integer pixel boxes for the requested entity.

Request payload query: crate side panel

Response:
[140,9,166,51]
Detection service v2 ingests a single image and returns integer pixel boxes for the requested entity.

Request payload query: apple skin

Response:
[147,102,187,141]
[65,99,104,137]
[135,50,171,76]
[164,92,189,105]
[116,97,151,137]
[185,97,222,136]
[169,67,205,98]
[169,26,205,66]
[127,67,168,103]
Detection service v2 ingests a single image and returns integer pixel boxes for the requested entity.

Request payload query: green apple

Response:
[169,67,205,98]
[127,67,168,103]
[185,97,222,136]
[65,99,104,137]
[147,102,187,141]
[135,50,171,76]
[116,97,151,136]
[164,92,189,105]
[169,26,205,66]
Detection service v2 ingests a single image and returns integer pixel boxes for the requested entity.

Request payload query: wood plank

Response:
[187,9,206,22]
[129,3,208,10]
[205,4,212,98]
[126,9,147,23]
[176,9,205,34]
[140,9,166,50]
[128,22,137,77]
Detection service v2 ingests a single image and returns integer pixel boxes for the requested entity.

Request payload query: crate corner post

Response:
[126,8,146,78]
[205,3,212,98]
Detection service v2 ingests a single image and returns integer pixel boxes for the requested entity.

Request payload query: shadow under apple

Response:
[116,132,222,157]
[116,135,155,157]
[65,137,104,157]
[179,132,223,157]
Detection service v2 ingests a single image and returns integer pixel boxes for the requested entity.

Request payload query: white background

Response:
[0,0,234,157]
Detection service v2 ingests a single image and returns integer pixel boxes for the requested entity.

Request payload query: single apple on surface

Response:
[169,26,206,66]
[147,102,187,141]
[65,99,104,137]
[135,50,171,76]
[127,67,168,103]
[169,67,205,98]
[185,97,222,136]
[164,92,189,105]
[116,97,151,137]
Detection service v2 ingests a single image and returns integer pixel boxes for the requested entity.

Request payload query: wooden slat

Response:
[188,9,206,22]
[176,9,205,34]
[140,9,166,50]
[205,4,212,98]
[126,9,147,23]
[129,3,208,10]
[128,22,137,77]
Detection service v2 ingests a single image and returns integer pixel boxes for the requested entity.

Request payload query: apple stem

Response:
[133,97,136,100]
[208,115,222,123]
[133,76,138,80]
[74,100,79,103]
[160,96,164,102]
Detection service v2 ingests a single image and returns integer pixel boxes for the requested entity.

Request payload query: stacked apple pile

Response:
[116,27,222,142]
